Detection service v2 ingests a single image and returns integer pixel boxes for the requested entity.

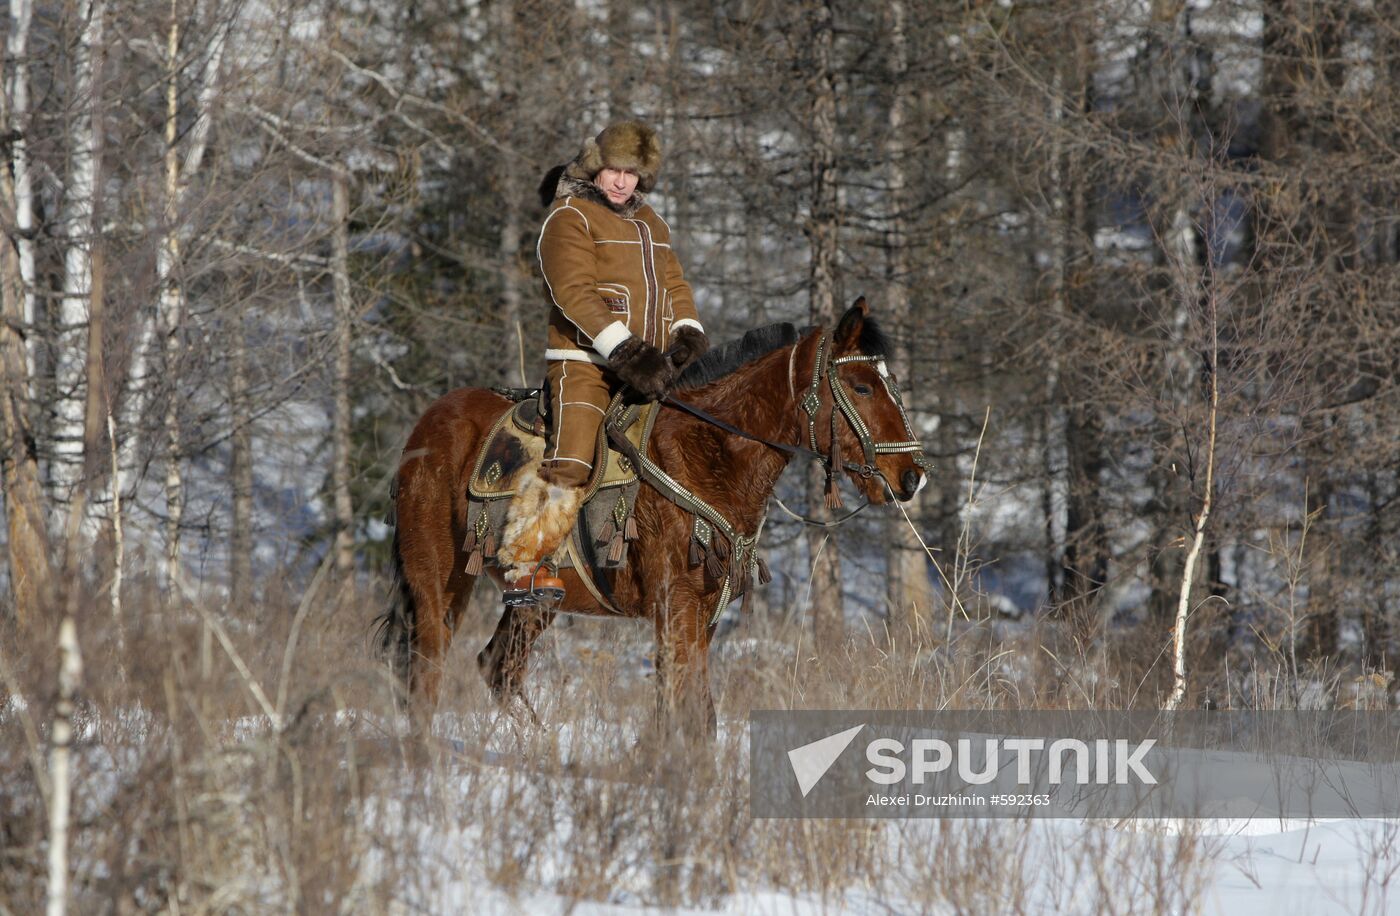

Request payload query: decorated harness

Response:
[612,330,928,626]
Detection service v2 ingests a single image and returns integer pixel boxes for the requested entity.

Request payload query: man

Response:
[497,121,709,597]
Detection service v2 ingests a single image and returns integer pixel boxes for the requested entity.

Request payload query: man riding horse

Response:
[497,120,710,601]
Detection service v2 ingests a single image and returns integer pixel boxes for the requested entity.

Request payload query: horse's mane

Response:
[674,315,892,390]
[674,322,803,389]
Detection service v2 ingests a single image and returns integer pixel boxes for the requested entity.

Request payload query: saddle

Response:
[461,392,661,610]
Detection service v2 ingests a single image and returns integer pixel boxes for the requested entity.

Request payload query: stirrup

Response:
[502,566,566,609]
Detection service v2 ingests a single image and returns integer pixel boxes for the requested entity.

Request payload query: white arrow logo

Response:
[787,724,865,797]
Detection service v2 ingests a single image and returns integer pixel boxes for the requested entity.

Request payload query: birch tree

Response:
[118,0,229,583]
[51,0,104,512]
[43,614,81,915]
[6,0,38,383]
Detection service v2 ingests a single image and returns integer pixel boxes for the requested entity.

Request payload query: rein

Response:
[661,395,828,467]
[663,393,876,526]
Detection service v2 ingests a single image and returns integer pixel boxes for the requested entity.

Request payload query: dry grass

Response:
[0,575,1388,914]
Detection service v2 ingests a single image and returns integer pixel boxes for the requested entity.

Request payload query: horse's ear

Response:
[834,297,870,348]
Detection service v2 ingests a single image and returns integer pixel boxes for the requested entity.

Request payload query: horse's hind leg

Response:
[397,481,473,728]
[477,603,556,709]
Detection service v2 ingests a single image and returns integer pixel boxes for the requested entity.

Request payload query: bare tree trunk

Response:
[160,0,184,579]
[933,114,966,621]
[499,169,526,386]
[53,0,105,511]
[490,0,526,388]
[6,0,37,383]
[0,149,51,627]
[1047,33,1107,641]
[230,313,253,609]
[331,173,355,580]
[603,0,633,119]
[1062,403,1108,631]
[118,3,227,518]
[73,242,107,580]
[1058,259,1108,629]
[106,410,121,623]
[1362,473,1391,671]
[1041,59,1072,611]
[881,0,935,645]
[44,612,81,916]
[0,35,51,624]
[1166,286,1218,711]
[805,0,844,653]
[1302,434,1337,659]
[1146,1,1209,629]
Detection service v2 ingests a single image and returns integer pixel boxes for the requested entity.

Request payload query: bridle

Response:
[798,332,928,495]
[664,330,929,509]
[605,330,929,625]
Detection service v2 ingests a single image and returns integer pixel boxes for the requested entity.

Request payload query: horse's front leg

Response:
[652,602,717,745]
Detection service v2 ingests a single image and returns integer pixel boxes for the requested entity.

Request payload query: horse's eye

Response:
[852,383,874,397]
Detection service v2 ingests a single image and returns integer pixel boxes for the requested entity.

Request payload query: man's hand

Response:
[608,336,674,402]
[666,326,710,376]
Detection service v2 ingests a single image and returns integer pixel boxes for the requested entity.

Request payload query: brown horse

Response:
[377,299,926,739]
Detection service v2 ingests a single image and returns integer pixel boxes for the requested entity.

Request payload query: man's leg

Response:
[497,360,610,582]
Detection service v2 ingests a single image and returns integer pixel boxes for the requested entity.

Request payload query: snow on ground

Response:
[434,811,1400,915]
[1201,819,1399,915]
[38,697,1399,914]
[381,714,1400,915]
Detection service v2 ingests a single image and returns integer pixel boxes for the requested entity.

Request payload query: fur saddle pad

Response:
[461,397,659,586]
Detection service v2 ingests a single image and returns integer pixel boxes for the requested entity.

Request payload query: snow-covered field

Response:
[4,611,1397,914]
[453,817,1400,915]
[400,727,1400,916]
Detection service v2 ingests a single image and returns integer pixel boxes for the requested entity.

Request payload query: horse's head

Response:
[817,297,928,505]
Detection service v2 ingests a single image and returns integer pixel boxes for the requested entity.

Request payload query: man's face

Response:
[594,167,639,205]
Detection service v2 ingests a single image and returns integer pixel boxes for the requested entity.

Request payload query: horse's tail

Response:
[373,525,415,691]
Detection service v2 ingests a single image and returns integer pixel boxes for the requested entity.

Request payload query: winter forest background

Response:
[5,0,1400,702]
[7,1,1400,912]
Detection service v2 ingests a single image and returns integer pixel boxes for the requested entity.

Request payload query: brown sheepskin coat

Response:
[537,177,703,364]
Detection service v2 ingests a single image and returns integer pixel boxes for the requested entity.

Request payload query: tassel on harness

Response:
[465,545,484,577]
[705,546,727,580]
[824,411,845,509]
[464,506,497,577]
[607,530,627,564]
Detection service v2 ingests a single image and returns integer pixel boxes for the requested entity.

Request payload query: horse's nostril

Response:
[901,469,920,498]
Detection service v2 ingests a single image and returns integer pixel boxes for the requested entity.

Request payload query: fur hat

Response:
[563,120,662,193]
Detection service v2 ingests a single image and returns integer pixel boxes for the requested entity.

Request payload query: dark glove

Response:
[608,336,674,402]
[666,326,710,375]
